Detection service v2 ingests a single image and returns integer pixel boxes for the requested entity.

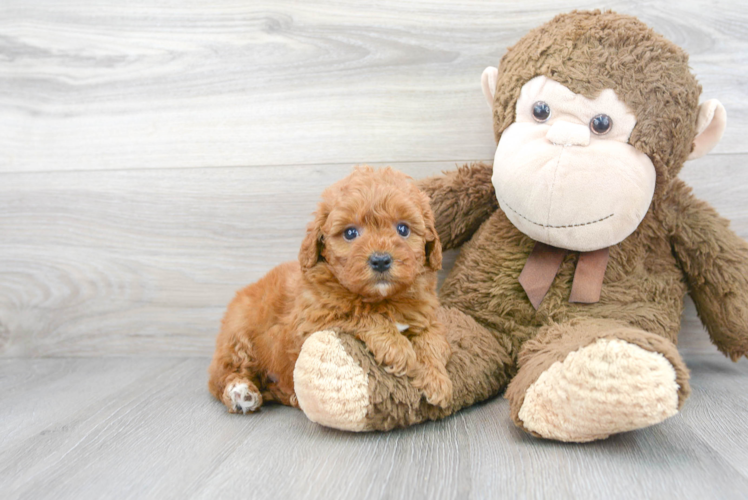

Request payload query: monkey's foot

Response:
[294,330,372,431]
[515,338,680,442]
[294,309,513,432]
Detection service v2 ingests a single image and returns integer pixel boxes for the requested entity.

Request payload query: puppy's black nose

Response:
[368,253,393,273]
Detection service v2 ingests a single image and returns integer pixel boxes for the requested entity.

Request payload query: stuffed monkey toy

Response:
[291,10,748,441]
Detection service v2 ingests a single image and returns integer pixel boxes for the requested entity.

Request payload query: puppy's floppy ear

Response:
[425,228,443,271]
[299,210,327,270]
[422,197,442,271]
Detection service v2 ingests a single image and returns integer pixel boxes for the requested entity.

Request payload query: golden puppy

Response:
[208,166,452,414]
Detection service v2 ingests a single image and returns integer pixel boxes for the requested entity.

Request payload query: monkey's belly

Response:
[439,210,686,356]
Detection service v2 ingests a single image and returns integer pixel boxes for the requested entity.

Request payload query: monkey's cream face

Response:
[492,76,656,252]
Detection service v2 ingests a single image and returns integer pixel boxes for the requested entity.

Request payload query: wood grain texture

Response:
[0,161,453,356]
[0,356,747,500]
[1,155,745,357]
[1,0,747,173]
[2,3,748,498]
[680,354,748,478]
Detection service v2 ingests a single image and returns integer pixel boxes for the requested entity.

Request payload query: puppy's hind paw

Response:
[382,357,411,377]
[417,371,453,409]
[224,382,263,414]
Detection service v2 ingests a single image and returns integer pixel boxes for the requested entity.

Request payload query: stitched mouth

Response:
[500,199,614,229]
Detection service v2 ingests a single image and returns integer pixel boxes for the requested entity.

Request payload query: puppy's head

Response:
[299,166,442,300]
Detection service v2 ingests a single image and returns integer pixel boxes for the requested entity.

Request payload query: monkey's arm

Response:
[417,162,499,250]
[667,180,748,360]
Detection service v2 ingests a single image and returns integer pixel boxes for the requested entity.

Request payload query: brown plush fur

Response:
[208,166,453,413]
[335,306,511,431]
[304,11,748,434]
[491,10,701,192]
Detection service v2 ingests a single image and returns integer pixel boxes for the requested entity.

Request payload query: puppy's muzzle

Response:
[368,252,393,273]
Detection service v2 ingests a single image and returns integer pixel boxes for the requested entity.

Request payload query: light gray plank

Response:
[679,354,748,478]
[1,155,746,357]
[1,0,746,173]
[0,358,185,457]
[194,413,472,500]
[461,396,748,500]
[0,358,224,500]
[1,356,747,500]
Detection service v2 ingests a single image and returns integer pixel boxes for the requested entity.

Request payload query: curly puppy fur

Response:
[208,166,452,413]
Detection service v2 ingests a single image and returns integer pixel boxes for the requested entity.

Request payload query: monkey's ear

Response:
[687,99,727,161]
[481,66,499,111]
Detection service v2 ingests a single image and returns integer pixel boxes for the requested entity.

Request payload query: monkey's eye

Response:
[396,223,410,238]
[532,101,551,122]
[343,227,360,241]
[590,114,613,135]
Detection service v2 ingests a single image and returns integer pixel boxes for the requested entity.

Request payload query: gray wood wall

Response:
[1,0,747,357]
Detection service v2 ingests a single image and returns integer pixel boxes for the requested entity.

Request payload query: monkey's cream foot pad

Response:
[294,330,371,431]
[519,338,680,442]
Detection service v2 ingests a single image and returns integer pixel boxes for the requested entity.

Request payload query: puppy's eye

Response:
[343,227,359,241]
[396,223,410,238]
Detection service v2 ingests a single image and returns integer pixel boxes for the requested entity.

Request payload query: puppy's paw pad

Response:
[419,372,453,408]
[226,382,262,414]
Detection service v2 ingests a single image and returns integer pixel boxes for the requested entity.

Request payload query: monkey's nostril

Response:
[368,253,393,272]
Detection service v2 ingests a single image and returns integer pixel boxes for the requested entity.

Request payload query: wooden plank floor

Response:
[2,1,748,499]
[0,354,747,500]
[1,0,747,357]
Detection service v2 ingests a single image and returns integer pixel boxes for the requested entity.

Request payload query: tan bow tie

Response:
[518,242,610,310]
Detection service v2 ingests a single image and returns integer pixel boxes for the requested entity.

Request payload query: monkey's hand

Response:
[668,180,748,360]
[416,162,499,250]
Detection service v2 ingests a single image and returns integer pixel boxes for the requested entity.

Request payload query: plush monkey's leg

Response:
[505,318,690,442]
[293,307,512,431]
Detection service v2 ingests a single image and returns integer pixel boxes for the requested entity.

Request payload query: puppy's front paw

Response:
[377,341,418,377]
[415,369,453,408]
[223,381,263,414]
